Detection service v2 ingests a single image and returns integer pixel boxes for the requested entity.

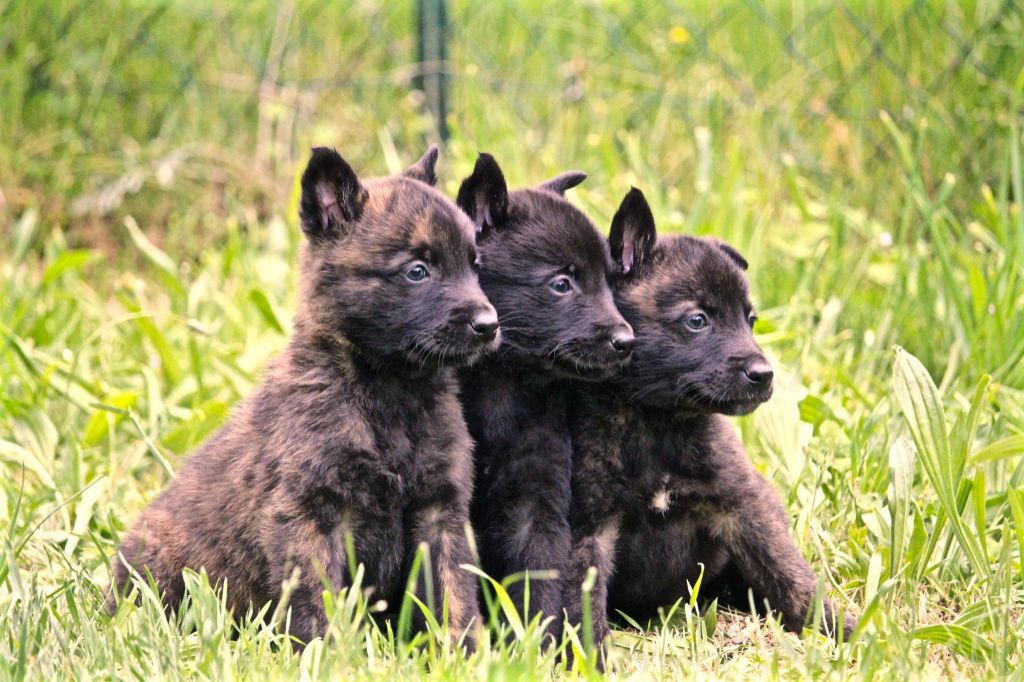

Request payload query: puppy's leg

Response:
[720,472,855,640]
[409,499,481,649]
[107,520,187,616]
[562,520,619,668]
[480,438,572,643]
[273,519,348,646]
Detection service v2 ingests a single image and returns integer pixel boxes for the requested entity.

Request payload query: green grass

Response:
[3,1,1024,679]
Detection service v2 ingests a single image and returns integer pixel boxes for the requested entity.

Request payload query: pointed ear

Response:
[609,187,657,278]
[538,170,587,196]
[299,147,368,241]
[403,144,439,186]
[456,153,509,237]
[716,241,748,270]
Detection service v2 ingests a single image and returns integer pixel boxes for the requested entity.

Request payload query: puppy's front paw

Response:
[840,611,857,640]
[821,602,857,641]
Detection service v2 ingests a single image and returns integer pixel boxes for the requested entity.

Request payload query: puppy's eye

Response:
[406,263,430,282]
[684,313,708,331]
[548,276,573,295]
[748,312,758,329]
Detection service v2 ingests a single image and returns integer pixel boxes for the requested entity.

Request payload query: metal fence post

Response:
[416,0,449,142]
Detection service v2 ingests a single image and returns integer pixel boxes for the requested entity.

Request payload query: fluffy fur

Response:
[564,188,856,658]
[456,154,634,642]
[108,146,498,648]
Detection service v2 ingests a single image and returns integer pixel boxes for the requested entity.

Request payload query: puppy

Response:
[456,154,634,642]
[565,188,855,657]
[109,146,499,647]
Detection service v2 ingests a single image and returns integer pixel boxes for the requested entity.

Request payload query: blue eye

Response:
[406,263,430,282]
[685,313,708,331]
[748,313,757,329]
[549,276,572,295]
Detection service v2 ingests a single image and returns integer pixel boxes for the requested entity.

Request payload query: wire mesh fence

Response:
[2,0,1021,228]
[445,0,1022,214]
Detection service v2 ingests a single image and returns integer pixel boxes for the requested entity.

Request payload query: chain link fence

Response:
[443,0,1022,215]
[3,1,1021,230]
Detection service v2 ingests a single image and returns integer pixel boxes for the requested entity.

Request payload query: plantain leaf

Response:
[893,347,989,578]
[1006,488,1024,585]
[912,623,994,662]
[972,469,988,560]
[888,436,915,577]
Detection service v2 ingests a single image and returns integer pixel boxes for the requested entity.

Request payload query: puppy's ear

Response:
[716,241,748,270]
[538,171,586,196]
[456,153,509,238]
[299,147,368,241]
[609,187,657,278]
[403,144,439,186]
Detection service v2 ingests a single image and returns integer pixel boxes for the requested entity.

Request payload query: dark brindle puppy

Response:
[455,154,634,642]
[564,188,855,657]
[109,146,499,647]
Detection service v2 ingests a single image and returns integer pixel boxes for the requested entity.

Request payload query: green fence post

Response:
[416,0,449,142]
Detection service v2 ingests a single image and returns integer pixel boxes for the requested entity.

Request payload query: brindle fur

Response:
[108,146,499,648]
[564,188,855,658]
[456,154,634,642]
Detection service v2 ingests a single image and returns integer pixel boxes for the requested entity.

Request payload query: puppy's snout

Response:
[743,357,773,387]
[469,306,499,342]
[609,324,635,360]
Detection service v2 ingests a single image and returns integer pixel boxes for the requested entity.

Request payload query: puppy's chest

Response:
[624,430,726,520]
[365,389,470,490]
[632,473,728,522]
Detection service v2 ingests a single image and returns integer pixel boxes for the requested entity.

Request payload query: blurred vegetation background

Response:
[4,2,1020,224]
[4,0,1024,377]
[3,1,1024,678]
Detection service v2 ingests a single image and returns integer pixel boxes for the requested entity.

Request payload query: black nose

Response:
[470,308,499,342]
[609,327,635,359]
[743,358,773,386]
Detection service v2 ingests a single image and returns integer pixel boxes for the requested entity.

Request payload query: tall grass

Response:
[2,1,1024,679]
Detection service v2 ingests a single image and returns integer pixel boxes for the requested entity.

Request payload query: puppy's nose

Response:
[609,326,635,359]
[470,307,499,342]
[743,358,773,386]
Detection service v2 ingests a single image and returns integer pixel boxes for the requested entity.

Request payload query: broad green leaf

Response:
[888,435,915,577]
[912,623,994,662]
[972,469,988,559]
[893,347,951,495]
[893,346,989,578]
[971,434,1024,463]
[1006,488,1024,585]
